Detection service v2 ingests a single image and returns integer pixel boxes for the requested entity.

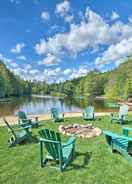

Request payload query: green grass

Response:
[0,116,132,184]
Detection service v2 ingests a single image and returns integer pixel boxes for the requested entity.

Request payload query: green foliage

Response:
[105,59,132,99]
[0,60,31,98]
[124,79,132,98]
[0,58,131,100]
[46,59,131,100]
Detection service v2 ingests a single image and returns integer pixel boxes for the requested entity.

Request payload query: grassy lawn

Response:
[0,116,132,184]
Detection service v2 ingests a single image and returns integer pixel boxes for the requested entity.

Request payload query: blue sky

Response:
[0,0,132,83]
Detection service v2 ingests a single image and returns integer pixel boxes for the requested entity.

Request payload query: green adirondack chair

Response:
[51,107,64,122]
[83,106,95,120]
[3,118,32,147]
[39,128,76,171]
[104,130,132,162]
[111,104,129,124]
[18,111,39,128]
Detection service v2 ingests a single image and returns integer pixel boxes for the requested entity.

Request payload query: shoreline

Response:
[0,112,110,127]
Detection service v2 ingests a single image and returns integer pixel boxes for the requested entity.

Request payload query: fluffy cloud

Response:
[95,37,132,66]
[43,53,61,65]
[11,63,18,68]
[55,1,73,24]
[63,68,72,75]
[41,11,50,22]
[111,11,120,20]
[0,53,12,64]
[29,69,39,75]
[34,7,132,73]
[35,8,132,57]
[64,15,74,23]
[11,43,25,54]
[55,1,70,16]
[17,55,26,60]
[44,65,90,83]
[69,65,90,80]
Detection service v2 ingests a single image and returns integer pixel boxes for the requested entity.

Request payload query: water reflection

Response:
[0,96,117,117]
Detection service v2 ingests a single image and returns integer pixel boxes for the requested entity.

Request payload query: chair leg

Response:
[40,141,44,167]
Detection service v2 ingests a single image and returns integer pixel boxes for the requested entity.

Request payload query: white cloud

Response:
[69,65,90,80]
[17,55,26,60]
[29,69,39,75]
[128,16,132,23]
[64,15,74,23]
[55,67,61,73]
[43,53,61,66]
[55,1,70,16]
[11,63,18,68]
[55,1,74,24]
[35,7,132,68]
[0,53,12,64]
[95,37,132,66]
[11,43,25,54]
[41,11,50,22]
[111,11,120,20]
[25,64,32,70]
[64,68,72,75]
[35,8,112,56]
[35,39,47,55]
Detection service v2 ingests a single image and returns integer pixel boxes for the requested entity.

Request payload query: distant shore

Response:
[32,94,64,99]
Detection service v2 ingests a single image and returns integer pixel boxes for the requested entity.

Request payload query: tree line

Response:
[31,58,132,100]
[0,58,132,100]
[0,61,32,98]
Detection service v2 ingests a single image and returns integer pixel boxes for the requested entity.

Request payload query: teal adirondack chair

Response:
[3,118,32,147]
[103,130,132,162]
[83,106,95,120]
[111,104,129,124]
[18,111,39,128]
[122,126,132,137]
[39,128,76,171]
[51,107,64,122]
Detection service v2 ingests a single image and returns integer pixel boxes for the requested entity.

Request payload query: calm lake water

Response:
[0,96,118,117]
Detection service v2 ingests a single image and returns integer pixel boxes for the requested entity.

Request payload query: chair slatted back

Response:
[86,106,94,117]
[119,105,129,119]
[18,111,27,123]
[39,129,62,160]
[51,108,59,119]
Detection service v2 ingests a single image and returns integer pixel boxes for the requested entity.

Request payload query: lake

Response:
[0,95,119,117]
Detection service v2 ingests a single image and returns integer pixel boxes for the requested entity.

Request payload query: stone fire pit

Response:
[59,124,102,138]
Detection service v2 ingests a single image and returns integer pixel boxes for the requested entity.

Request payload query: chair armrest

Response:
[10,125,31,131]
[20,118,31,122]
[111,113,118,118]
[122,126,132,136]
[62,136,76,147]
[19,122,32,129]
[40,138,59,144]
[29,116,39,121]
[122,127,132,131]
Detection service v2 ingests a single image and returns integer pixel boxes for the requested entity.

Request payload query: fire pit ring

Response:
[59,124,102,138]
